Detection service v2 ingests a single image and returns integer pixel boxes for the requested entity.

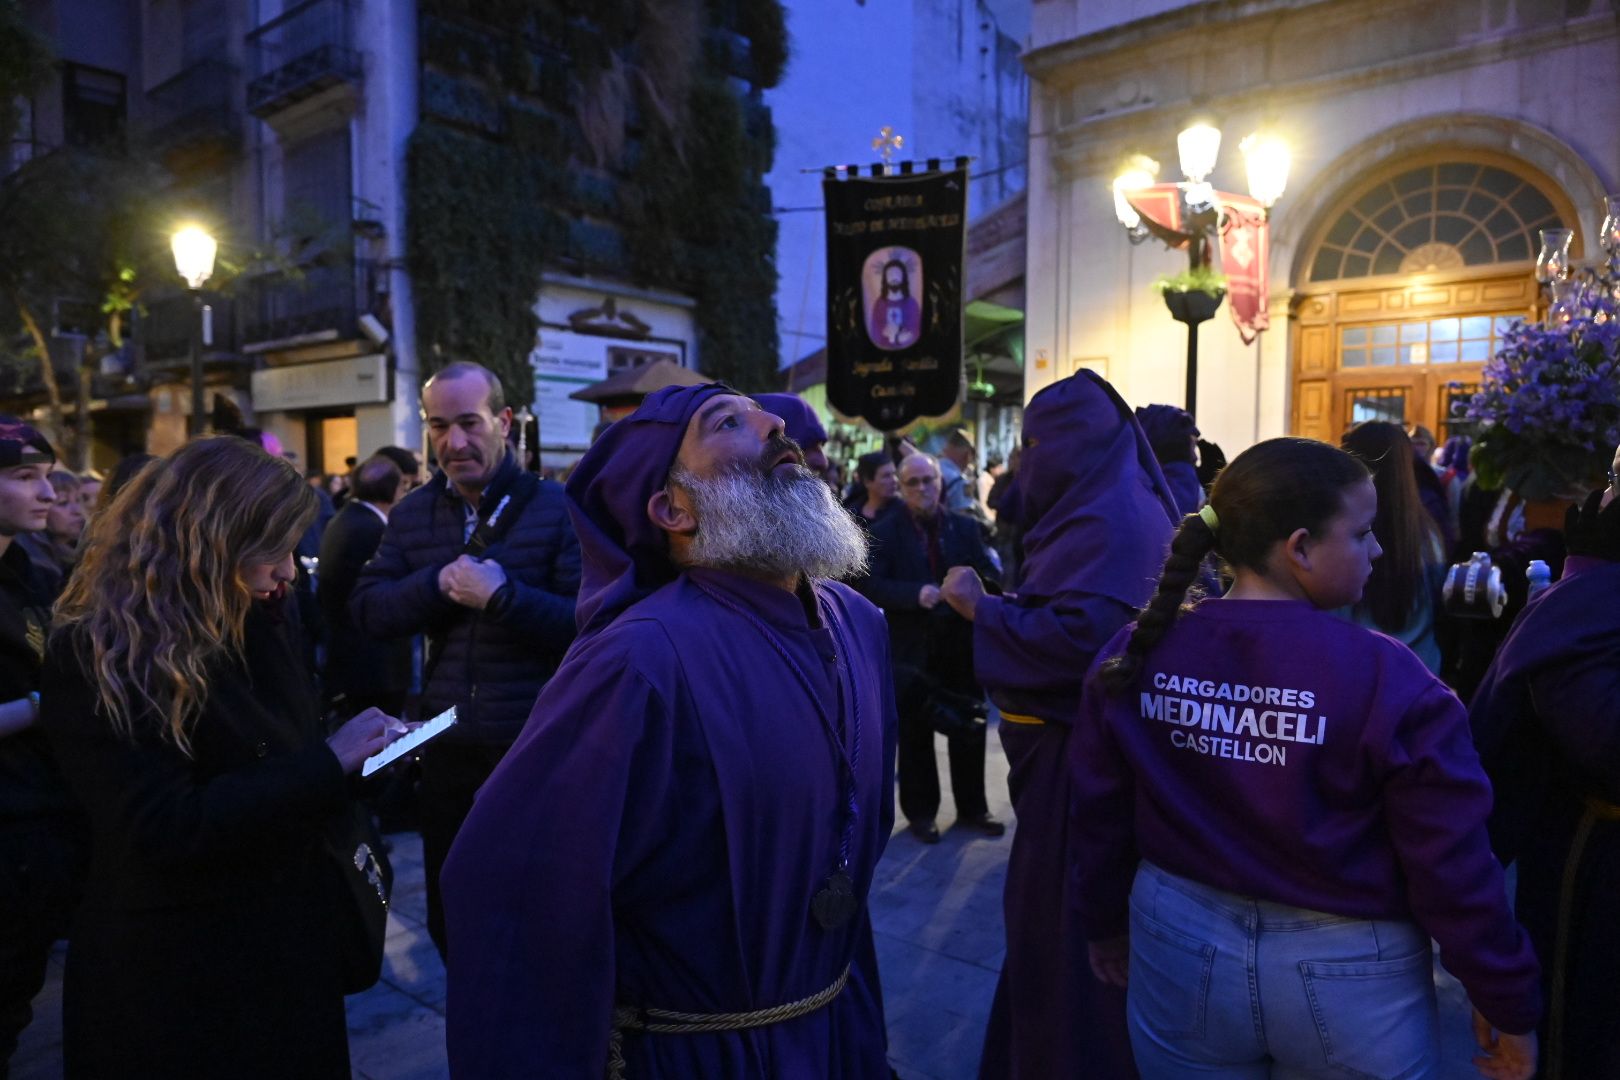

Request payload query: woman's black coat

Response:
[40,597,353,1079]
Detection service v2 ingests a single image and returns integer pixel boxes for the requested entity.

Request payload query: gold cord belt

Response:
[606,964,851,1078]
[1000,711,1045,726]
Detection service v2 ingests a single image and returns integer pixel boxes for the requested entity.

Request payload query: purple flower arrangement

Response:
[1465,296,1620,501]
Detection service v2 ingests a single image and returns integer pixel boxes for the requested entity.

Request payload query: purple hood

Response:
[753,393,828,448]
[564,382,738,639]
[1017,370,1179,608]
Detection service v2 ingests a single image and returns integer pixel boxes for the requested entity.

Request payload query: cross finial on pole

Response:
[872,126,904,164]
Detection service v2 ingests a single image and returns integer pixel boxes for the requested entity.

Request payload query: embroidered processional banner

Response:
[823,162,968,430]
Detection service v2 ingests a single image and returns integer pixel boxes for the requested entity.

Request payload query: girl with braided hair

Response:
[1069,437,1541,1080]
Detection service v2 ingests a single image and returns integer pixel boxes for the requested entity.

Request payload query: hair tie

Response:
[1198,504,1220,534]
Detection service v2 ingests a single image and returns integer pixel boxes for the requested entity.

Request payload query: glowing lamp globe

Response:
[1177,124,1221,183]
[1240,133,1291,210]
[171,226,217,290]
[1111,158,1158,229]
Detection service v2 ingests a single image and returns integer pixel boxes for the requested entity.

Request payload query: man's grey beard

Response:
[671,464,869,582]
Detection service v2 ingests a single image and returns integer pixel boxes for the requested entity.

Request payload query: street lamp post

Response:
[171,225,217,437]
[1113,126,1289,417]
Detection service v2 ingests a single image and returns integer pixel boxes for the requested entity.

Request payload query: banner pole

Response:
[798,157,978,175]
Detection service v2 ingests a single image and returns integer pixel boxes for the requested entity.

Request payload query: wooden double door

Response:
[1291,272,1536,442]
[1315,369,1481,443]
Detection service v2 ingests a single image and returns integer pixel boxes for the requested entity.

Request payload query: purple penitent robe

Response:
[441,567,897,1078]
[753,393,828,451]
[1471,558,1620,1077]
[975,370,1177,1080]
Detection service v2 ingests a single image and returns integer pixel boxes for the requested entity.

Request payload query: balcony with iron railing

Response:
[0,344,143,403]
[145,58,243,154]
[142,291,241,367]
[246,0,362,119]
[240,258,380,349]
[142,257,379,365]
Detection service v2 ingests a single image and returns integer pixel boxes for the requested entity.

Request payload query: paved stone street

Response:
[17,719,1490,1079]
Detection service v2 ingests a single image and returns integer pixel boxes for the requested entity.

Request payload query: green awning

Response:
[964,299,1024,350]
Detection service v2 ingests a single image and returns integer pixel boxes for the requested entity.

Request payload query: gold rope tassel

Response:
[605,964,852,1079]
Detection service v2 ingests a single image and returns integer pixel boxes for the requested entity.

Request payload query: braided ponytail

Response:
[1099,513,1218,694]
[1098,437,1371,696]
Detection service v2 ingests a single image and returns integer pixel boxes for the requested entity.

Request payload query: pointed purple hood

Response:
[753,393,828,448]
[564,382,739,639]
[1017,370,1179,608]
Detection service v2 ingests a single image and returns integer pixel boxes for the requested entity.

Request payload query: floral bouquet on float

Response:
[1466,295,1620,503]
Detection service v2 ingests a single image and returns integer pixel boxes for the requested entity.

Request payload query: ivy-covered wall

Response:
[406,0,787,404]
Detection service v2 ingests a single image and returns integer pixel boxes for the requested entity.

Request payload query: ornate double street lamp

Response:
[1112,124,1290,416]
[171,225,217,437]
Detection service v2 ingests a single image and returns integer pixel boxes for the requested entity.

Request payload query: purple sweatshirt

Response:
[1071,598,1542,1034]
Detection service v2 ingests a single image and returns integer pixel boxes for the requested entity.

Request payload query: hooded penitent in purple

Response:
[753,392,828,452]
[1134,403,1204,515]
[440,384,898,1078]
[976,370,1176,1080]
[1470,556,1620,1077]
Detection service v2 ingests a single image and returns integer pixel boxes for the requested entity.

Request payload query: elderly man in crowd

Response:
[442,384,896,1077]
[351,361,580,959]
[860,452,1002,843]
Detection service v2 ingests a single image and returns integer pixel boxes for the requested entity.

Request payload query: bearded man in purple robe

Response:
[941,370,1177,1080]
[441,383,898,1079]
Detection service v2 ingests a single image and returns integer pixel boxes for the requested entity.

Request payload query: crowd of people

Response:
[0,358,1613,1080]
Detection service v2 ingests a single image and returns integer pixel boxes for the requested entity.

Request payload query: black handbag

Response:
[324,800,394,994]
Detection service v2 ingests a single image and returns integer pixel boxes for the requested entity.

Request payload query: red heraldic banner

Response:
[1216,194,1270,344]
[1124,185,1189,248]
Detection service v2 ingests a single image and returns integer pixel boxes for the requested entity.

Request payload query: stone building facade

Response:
[1023,0,1617,451]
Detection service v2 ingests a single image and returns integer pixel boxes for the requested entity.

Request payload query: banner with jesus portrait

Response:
[824,165,967,430]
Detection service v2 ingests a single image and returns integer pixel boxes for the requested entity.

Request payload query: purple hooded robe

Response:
[975,371,1177,1080]
[441,384,897,1078]
[1133,403,1204,516]
[753,393,828,453]
[1470,557,1620,1078]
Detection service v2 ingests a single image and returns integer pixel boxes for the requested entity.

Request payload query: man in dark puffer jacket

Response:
[351,362,580,958]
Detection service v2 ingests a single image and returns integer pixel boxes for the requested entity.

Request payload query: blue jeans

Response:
[1127,862,1440,1079]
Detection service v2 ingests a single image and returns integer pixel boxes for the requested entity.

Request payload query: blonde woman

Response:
[40,437,396,1079]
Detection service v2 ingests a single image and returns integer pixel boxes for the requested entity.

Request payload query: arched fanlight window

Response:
[1307,161,1567,282]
